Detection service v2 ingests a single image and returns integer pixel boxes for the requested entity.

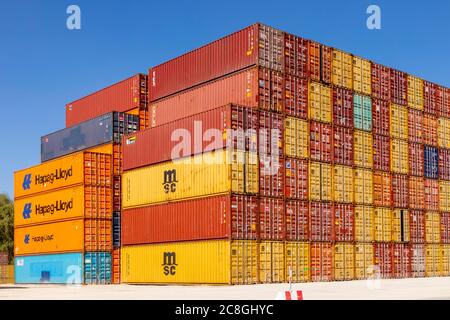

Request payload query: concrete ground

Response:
[1,277,450,300]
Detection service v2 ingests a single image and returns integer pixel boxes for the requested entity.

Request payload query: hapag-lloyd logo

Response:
[23,233,54,244]
[35,199,74,216]
[34,167,73,187]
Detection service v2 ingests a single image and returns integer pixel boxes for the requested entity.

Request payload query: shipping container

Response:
[407,75,424,111]
[66,74,148,127]
[332,49,353,89]
[284,34,308,78]
[354,130,373,169]
[411,244,426,277]
[393,244,411,278]
[353,94,372,131]
[423,114,438,146]
[84,252,112,285]
[333,243,355,281]
[355,206,374,242]
[439,148,450,180]
[391,139,408,174]
[333,165,354,203]
[310,202,333,241]
[392,174,409,208]
[354,168,373,205]
[435,85,445,118]
[285,201,309,241]
[352,56,371,95]
[334,204,354,242]
[285,75,308,119]
[259,198,284,240]
[310,121,332,162]
[259,111,284,157]
[255,68,285,113]
[333,87,353,128]
[390,69,407,106]
[333,126,354,166]
[373,171,391,207]
[113,212,120,248]
[425,212,440,244]
[424,146,438,179]
[310,242,333,282]
[122,149,258,209]
[113,176,121,212]
[444,88,450,118]
[409,142,424,176]
[308,41,332,83]
[438,117,450,149]
[440,181,450,212]
[371,63,391,101]
[309,81,332,123]
[374,207,392,242]
[121,240,258,284]
[285,117,308,159]
[440,213,450,244]
[442,244,450,276]
[373,134,390,172]
[424,81,438,116]
[285,242,310,282]
[390,104,408,140]
[112,248,120,284]
[372,98,390,136]
[259,241,285,283]
[408,109,423,144]
[425,244,442,277]
[355,243,374,279]
[424,179,439,211]
[392,209,410,242]
[260,156,284,197]
[409,177,425,210]
[149,23,284,101]
[86,143,123,175]
[410,210,426,244]
[309,162,332,201]
[284,158,308,200]
[374,243,393,279]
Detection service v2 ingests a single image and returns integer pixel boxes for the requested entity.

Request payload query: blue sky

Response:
[0,0,449,198]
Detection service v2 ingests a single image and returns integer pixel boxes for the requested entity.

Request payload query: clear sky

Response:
[0,0,449,198]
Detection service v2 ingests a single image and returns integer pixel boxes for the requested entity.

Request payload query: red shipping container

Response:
[333,87,354,128]
[66,74,148,127]
[284,158,308,200]
[411,244,426,277]
[390,69,407,106]
[308,41,332,84]
[310,121,332,163]
[441,212,450,243]
[285,75,308,119]
[373,171,392,207]
[259,111,284,157]
[149,23,284,101]
[423,114,438,146]
[424,179,439,211]
[410,210,426,244]
[408,109,423,144]
[439,148,450,180]
[333,126,354,166]
[260,156,284,198]
[373,134,390,172]
[372,98,390,136]
[310,202,333,241]
[392,174,409,208]
[334,203,354,242]
[424,81,438,116]
[409,177,424,210]
[409,142,424,177]
[311,242,333,282]
[284,33,308,78]
[122,195,258,245]
[374,243,393,279]
[371,63,391,101]
[443,88,450,118]
[435,84,445,117]
[393,243,412,278]
[259,197,285,240]
[285,200,309,241]
[122,104,259,170]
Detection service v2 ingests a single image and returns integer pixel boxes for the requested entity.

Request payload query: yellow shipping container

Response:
[309,81,332,123]
[438,117,450,149]
[354,168,373,205]
[121,240,258,284]
[0,265,14,284]
[87,143,114,155]
[285,117,308,158]
[309,162,332,201]
[439,181,450,212]
[390,104,408,140]
[426,244,442,277]
[333,165,354,203]
[122,149,259,209]
[392,209,410,242]
[442,245,450,276]
[355,206,374,242]
[425,212,440,243]
[355,243,374,280]
[332,49,353,89]
[334,243,355,281]
[259,241,285,283]
[353,56,371,95]
[391,139,408,174]
[407,75,424,110]
[374,207,392,242]
[354,130,373,168]
[285,242,310,283]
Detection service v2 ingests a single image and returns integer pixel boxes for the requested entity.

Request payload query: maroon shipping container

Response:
[424,179,439,211]
[392,174,409,208]
[284,33,308,78]
[259,197,285,240]
[373,134,390,172]
[122,195,258,245]
[374,243,393,279]
[372,98,390,136]
[440,212,450,244]
[410,210,425,244]
[443,88,450,118]
[122,104,259,171]
[435,84,445,117]
[439,148,450,180]
[66,74,147,127]
[311,242,333,282]
[390,69,407,106]
[393,244,411,278]
[371,63,391,101]
[285,200,309,241]
[310,202,333,241]
[260,156,284,197]
[333,87,354,128]
[409,142,424,177]
[408,109,423,144]
[424,81,438,116]
[308,41,332,84]
[333,126,354,166]
[423,113,438,146]
[310,121,332,163]
[284,158,308,200]
[411,244,426,277]
[259,111,284,157]
[333,203,354,242]
[149,23,284,101]
[285,75,308,119]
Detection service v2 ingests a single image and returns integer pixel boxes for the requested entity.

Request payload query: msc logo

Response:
[24,234,30,244]
[162,252,177,276]
[23,203,32,219]
[163,170,178,194]
[22,174,32,190]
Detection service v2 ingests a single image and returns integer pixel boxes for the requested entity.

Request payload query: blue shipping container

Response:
[84,252,112,285]
[353,94,372,132]
[113,212,121,248]
[424,146,438,179]
[41,112,139,162]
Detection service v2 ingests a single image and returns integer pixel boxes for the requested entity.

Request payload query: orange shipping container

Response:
[373,171,391,207]
[311,242,333,282]
[423,114,438,146]
[409,177,425,210]
[424,179,439,211]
